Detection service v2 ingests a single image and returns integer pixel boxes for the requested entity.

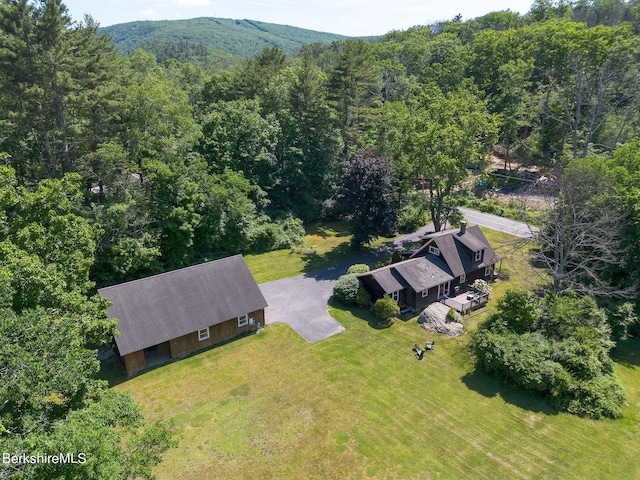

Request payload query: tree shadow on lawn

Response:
[612,336,640,369]
[305,221,351,238]
[461,366,558,416]
[301,243,390,280]
[97,356,128,387]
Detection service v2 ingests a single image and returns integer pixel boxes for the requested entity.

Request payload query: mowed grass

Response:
[244,221,352,283]
[115,228,640,479]
[245,221,396,284]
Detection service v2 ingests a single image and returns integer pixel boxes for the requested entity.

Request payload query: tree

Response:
[389,84,497,231]
[260,55,342,218]
[0,166,102,311]
[528,22,639,158]
[0,0,119,178]
[532,157,633,298]
[0,308,174,479]
[199,99,279,193]
[328,40,381,156]
[336,148,398,246]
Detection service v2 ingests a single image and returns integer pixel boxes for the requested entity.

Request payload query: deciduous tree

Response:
[336,148,398,246]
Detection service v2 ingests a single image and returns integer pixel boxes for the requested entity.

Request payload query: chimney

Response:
[460,221,467,234]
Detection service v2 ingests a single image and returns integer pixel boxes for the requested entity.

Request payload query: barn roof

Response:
[98,255,267,356]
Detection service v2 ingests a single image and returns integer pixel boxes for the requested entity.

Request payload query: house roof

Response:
[98,255,267,356]
[369,267,409,294]
[360,225,504,295]
[394,256,454,292]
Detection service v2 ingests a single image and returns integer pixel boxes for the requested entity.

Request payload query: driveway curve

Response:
[258,224,436,343]
[260,273,344,343]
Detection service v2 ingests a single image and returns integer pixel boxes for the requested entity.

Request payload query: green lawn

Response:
[114,228,640,479]
[245,221,396,284]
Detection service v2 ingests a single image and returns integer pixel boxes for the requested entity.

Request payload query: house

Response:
[98,254,267,375]
[359,222,504,311]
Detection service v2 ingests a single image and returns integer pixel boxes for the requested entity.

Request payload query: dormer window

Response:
[475,250,483,262]
[428,245,440,256]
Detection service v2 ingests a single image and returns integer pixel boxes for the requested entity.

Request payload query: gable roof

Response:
[368,267,410,293]
[98,255,267,356]
[360,225,504,295]
[413,225,503,267]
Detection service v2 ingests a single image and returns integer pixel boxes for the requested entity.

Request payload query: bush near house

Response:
[347,264,370,274]
[333,274,360,304]
[372,295,400,322]
[355,286,372,307]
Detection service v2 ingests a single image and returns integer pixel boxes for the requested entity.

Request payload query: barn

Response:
[98,255,267,375]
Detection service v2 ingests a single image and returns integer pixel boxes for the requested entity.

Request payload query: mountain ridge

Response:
[98,17,349,59]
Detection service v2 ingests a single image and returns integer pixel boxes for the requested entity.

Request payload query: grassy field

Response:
[113,229,640,479]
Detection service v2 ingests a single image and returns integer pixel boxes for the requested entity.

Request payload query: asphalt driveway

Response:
[259,224,435,343]
[259,272,344,343]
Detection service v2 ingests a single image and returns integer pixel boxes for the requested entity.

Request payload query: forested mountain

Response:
[99,17,348,58]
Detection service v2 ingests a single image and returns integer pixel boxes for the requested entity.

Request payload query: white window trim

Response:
[422,289,429,298]
[475,250,482,262]
[438,281,451,298]
[391,291,399,302]
[238,313,249,327]
[198,327,210,342]
[428,245,440,256]
[485,265,492,276]
[460,273,466,283]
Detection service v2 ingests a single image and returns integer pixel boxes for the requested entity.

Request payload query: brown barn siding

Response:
[122,350,146,376]
[169,309,264,359]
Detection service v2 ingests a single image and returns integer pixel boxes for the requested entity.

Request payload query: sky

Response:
[61,0,536,37]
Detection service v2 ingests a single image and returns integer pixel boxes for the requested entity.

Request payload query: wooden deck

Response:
[443,291,489,314]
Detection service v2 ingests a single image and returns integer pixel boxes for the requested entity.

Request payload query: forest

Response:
[1,0,640,477]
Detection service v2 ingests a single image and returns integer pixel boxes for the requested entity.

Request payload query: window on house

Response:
[475,250,483,262]
[428,245,440,256]
[391,291,399,302]
[238,314,249,327]
[422,289,429,298]
[198,327,210,341]
[460,273,466,284]
[485,265,492,276]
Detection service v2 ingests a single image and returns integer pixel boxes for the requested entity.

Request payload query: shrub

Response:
[372,295,400,322]
[446,307,459,322]
[347,264,370,275]
[496,288,539,331]
[249,215,305,252]
[473,328,556,392]
[355,286,372,307]
[551,375,625,419]
[333,274,360,304]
